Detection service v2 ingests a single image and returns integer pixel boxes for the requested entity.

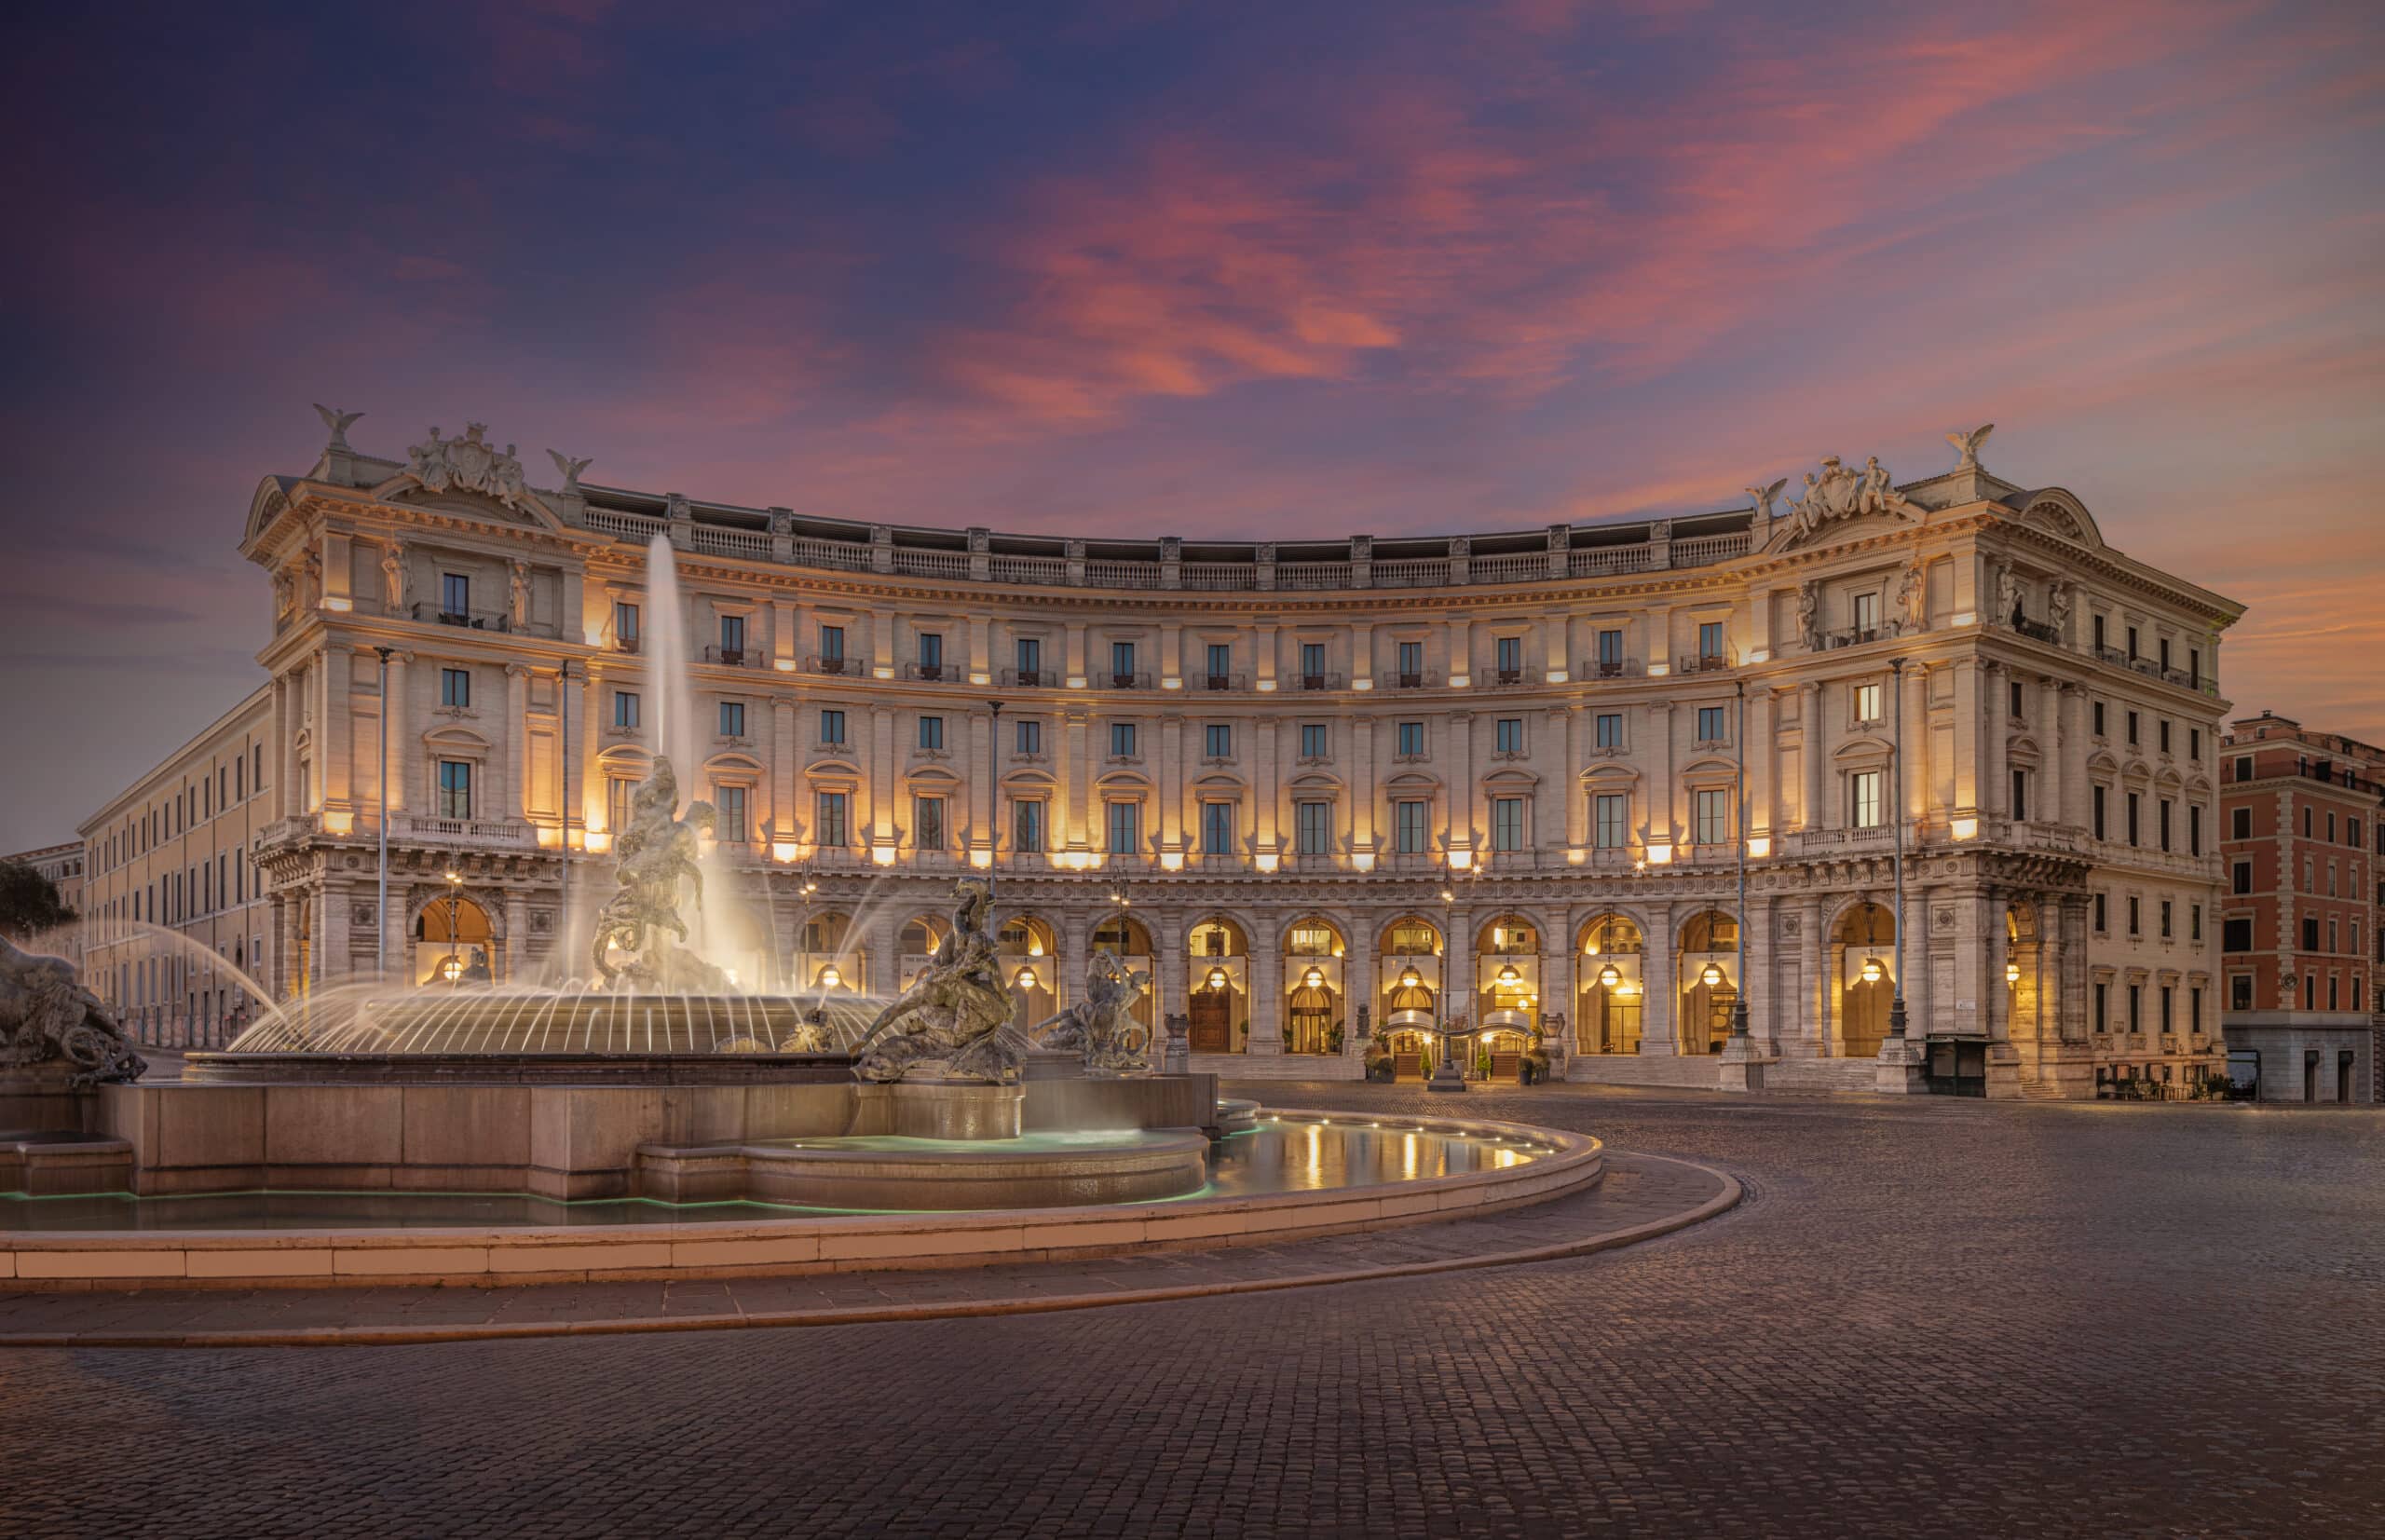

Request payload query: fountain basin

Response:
[0,1111,1601,1288]
[636,1129,1209,1209]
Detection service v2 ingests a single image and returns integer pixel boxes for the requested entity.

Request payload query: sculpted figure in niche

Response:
[2049,580,2073,637]
[380,541,406,610]
[1998,568,2024,627]
[509,560,530,629]
[1895,561,1927,634]
[1796,580,1821,650]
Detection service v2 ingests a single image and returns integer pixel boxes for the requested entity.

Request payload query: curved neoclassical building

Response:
[77,419,2243,1096]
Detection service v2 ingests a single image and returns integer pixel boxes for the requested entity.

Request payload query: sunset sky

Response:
[3,0,2380,852]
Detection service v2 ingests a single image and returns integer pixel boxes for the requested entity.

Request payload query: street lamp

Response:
[986,699,1005,902]
[1729,677,1751,1041]
[1861,955,1886,986]
[374,647,394,983]
[440,869,465,986]
[1887,657,1911,1043]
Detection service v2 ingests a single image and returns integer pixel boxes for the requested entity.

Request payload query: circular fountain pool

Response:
[0,1112,1601,1289]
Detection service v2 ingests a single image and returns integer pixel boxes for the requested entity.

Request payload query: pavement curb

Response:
[0,1152,1740,1349]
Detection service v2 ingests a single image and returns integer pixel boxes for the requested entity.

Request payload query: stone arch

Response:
[1574,911,1648,1056]
[1833,901,1899,1058]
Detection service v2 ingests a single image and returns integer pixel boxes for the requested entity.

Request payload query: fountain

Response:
[1,529,1603,1286]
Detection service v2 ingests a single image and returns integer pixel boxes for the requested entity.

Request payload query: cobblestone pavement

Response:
[7,1085,2381,1537]
[0,1152,1724,1345]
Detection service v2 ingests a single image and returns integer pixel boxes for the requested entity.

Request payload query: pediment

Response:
[373,477,568,533]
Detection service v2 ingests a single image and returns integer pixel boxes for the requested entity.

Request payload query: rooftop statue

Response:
[0,935,147,1088]
[1744,477,1788,522]
[1787,453,1915,541]
[399,422,538,514]
[590,756,727,992]
[1946,422,1995,471]
[1033,948,1152,1076]
[852,879,1025,1084]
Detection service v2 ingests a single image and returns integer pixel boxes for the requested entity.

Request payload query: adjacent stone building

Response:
[2,841,87,934]
[2217,713,2382,1102]
[78,414,2244,1095]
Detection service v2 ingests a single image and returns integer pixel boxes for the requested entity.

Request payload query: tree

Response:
[0,858,76,940]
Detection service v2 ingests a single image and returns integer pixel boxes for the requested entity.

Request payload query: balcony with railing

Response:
[808,653,858,677]
[1194,671,1248,692]
[1476,667,1540,690]
[1582,657,1642,680]
[1675,650,1737,675]
[1101,670,1154,691]
[411,603,532,635]
[1819,627,1881,650]
[394,812,538,849]
[901,660,952,682]
[1385,669,1443,691]
[998,666,1052,688]
[1292,671,1346,692]
[701,644,767,669]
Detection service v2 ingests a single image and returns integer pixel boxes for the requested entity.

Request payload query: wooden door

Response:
[1189,988,1233,1052]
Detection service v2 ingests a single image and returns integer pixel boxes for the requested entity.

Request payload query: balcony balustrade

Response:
[701,644,767,669]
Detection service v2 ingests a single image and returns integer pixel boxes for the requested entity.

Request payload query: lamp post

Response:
[986,699,1005,905]
[1729,677,1751,1041]
[1887,657,1910,1043]
[441,868,465,985]
[558,659,572,963]
[374,646,393,983]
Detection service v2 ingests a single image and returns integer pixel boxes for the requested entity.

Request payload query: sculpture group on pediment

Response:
[1785,455,1916,543]
[400,423,537,514]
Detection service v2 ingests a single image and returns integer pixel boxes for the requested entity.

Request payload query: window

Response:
[821,625,847,663]
[1696,706,1726,743]
[2229,974,2253,1011]
[613,690,641,729]
[716,785,748,843]
[2128,983,2142,1031]
[2092,614,2107,651]
[1108,799,1141,856]
[1492,797,1525,852]
[2010,680,2024,720]
[2302,916,2321,951]
[441,572,469,618]
[2010,769,2028,822]
[1014,636,1038,676]
[1300,723,1327,758]
[1015,719,1042,756]
[2159,798,2173,852]
[440,668,470,708]
[1595,793,1629,850]
[2160,900,2173,939]
[2190,987,2203,1031]
[2232,861,2253,894]
[2093,892,2107,933]
[1397,640,1424,681]
[821,709,846,745]
[1496,717,1524,754]
[2160,638,2172,672]
[607,777,636,832]
[2232,806,2251,839]
[2094,982,2109,1031]
[1206,643,1232,682]
[1300,642,1326,682]
[2092,785,2108,839]
[1495,635,1522,677]
[2189,804,2203,856]
[1849,593,1878,640]
[919,715,946,751]
[2303,805,2314,838]
[1849,770,1884,829]
[2127,896,2141,936]
[1397,799,1431,853]
[2126,624,2139,660]
[918,632,943,674]
[1854,683,1882,723]
[1597,629,1625,671]
[2126,792,2141,847]
[2352,817,2365,849]
[1111,721,1137,757]
[1698,620,1725,660]
[1205,723,1232,758]
[2092,701,2106,737]
[614,602,639,648]
[1397,721,1425,757]
[1011,797,1043,852]
[2191,904,2203,942]
[1694,788,1731,846]
[2158,719,2172,755]
[816,792,849,848]
[2189,647,2201,688]
[436,760,472,819]
[1296,800,1332,855]
[2222,917,2253,952]
[2126,710,2140,745]
[718,701,745,738]
[1201,800,1236,855]
[1112,641,1137,678]
[915,796,946,851]
[719,614,745,658]
[1595,712,1623,749]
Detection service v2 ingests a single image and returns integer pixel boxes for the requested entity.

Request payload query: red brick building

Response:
[2218,713,2382,1102]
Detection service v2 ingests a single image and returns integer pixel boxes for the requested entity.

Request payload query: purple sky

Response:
[4,0,2381,853]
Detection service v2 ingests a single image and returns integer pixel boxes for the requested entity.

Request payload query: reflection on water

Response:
[1204,1115,1545,1199]
[0,1117,1551,1232]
